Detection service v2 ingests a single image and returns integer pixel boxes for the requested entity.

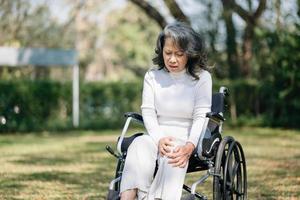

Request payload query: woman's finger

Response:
[179,161,187,168]
[166,150,181,159]
[165,140,174,147]
[173,146,180,153]
[170,154,189,166]
[172,159,185,167]
[168,156,181,164]
[159,144,166,155]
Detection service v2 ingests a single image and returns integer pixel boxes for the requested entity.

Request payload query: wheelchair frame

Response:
[106,87,247,200]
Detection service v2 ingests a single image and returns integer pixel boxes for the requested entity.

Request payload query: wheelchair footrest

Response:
[183,185,208,200]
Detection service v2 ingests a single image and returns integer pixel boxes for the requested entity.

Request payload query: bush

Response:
[0,80,69,132]
[253,27,300,128]
[0,75,299,133]
[79,81,142,129]
[0,80,142,132]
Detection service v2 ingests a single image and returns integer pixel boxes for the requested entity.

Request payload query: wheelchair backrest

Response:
[211,93,226,114]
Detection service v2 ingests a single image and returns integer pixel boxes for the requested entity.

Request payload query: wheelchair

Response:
[105,87,247,200]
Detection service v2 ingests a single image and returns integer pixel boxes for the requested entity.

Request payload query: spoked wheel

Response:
[213,136,247,200]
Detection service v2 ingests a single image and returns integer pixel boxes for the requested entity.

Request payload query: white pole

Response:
[72,64,79,127]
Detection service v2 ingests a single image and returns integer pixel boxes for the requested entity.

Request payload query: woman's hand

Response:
[158,136,175,156]
[167,142,195,168]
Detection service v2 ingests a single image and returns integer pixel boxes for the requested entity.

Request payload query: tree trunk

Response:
[231,0,267,77]
[241,25,254,77]
[222,3,240,79]
[275,0,282,29]
[297,0,300,17]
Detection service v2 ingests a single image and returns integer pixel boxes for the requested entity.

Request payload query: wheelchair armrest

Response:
[124,112,143,123]
[206,112,225,122]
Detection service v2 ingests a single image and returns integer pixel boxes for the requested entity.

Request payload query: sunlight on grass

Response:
[0,128,299,199]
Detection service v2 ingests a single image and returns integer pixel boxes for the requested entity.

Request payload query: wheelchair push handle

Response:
[219,86,229,96]
[124,112,143,124]
[117,113,144,155]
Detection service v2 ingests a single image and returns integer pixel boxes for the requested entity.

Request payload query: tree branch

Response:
[63,0,86,29]
[231,0,267,25]
[230,1,251,22]
[164,0,189,23]
[129,0,167,28]
[253,0,267,19]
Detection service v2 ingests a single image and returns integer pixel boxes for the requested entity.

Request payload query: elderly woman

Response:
[120,21,212,200]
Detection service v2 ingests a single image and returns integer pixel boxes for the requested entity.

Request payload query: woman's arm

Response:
[141,71,166,146]
[168,71,212,167]
[187,71,212,146]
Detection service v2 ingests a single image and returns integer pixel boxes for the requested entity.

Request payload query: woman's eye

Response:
[176,53,184,57]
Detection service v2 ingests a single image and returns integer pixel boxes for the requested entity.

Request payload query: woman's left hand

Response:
[166,142,195,168]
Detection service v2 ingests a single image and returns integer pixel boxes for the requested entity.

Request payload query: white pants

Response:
[120,126,189,200]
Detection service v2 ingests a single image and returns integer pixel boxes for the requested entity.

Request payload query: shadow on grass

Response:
[0,181,24,190]
[1,140,118,199]
[0,179,25,199]
[247,179,277,200]
[0,139,15,146]
[0,160,116,199]
[12,155,73,166]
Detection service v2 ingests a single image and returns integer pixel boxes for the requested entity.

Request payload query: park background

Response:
[0,0,299,199]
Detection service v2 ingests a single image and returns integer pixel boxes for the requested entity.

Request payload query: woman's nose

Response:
[169,54,176,63]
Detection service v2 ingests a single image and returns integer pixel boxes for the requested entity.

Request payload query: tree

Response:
[228,0,267,77]
[0,0,76,80]
[105,3,160,78]
[128,0,267,78]
[221,0,239,79]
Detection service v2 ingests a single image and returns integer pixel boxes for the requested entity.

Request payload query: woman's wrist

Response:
[185,142,195,156]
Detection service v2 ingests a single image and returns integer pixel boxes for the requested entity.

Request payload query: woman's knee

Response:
[126,135,157,170]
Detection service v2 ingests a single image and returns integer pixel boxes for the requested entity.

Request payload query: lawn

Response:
[0,127,299,199]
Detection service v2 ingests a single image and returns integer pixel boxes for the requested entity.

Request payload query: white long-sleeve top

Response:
[141,68,212,147]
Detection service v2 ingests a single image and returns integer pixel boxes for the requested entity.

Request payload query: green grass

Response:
[0,127,300,199]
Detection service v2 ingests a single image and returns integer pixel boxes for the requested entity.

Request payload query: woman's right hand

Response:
[158,136,174,156]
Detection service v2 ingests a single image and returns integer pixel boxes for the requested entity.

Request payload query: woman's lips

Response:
[168,65,177,68]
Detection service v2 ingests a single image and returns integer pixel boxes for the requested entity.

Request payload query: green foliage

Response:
[253,26,300,128]
[0,80,70,132]
[215,76,300,128]
[215,79,260,115]
[79,81,142,129]
[106,3,160,76]
[0,0,75,48]
[0,80,142,132]
[1,74,300,132]
[0,0,299,130]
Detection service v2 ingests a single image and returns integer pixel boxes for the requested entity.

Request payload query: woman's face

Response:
[163,37,188,73]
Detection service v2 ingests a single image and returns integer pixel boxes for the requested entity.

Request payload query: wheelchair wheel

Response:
[213,136,247,200]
